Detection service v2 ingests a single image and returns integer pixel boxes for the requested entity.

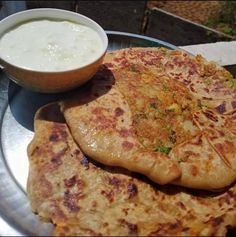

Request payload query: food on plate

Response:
[0,19,103,71]
[61,47,236,190]
[60,85,181,185]
[27,103,236,236]
[105,48,236,114]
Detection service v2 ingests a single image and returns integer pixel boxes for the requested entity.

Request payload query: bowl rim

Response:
[0,8,108,74]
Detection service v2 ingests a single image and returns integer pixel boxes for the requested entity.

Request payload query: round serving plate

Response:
[0,31,177,236]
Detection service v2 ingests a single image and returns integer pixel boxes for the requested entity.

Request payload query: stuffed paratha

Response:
[60,83,181,185]
[27,103,236,236]
[61,48,236,190]
[104,48,236,114]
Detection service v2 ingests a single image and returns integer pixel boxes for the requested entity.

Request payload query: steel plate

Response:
[0,32,176,236]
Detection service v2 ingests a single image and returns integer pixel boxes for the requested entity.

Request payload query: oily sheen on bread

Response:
[60,85,181,185]
[27,103,236,236]
[61,48,236,190]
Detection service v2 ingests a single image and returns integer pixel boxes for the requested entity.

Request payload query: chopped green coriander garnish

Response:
[154,146,172,154]
[225,79,236,88]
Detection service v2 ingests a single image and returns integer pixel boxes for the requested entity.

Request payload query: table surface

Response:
[180,41,236,66]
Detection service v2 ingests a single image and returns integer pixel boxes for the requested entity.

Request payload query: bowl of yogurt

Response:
[0,8,108,93]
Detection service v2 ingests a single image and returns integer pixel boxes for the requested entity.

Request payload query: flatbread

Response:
[60,85,181,185]
[104,48,236,114]
[193,109,236,169]
[27,103,236,236]
[170,132,236,190]
[61,48,236,190]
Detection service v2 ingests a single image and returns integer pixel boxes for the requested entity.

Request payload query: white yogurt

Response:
[0,19,104,71]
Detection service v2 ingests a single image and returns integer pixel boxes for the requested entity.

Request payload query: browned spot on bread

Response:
[225,140,234,149]
[231,101,236,109]
[176,201,186,210]
[39,175,53,198]
[91,200,97,208]
[30,146,40,156]
[183,79,191,85]
[216,103,226,114]
[169,220,182,230]
[76,179,85,190]
[50,124,68,141]
[215,142,230,155]
[64,176,77,188]
[101,190,114,203]
[122,208,130,216]
[51,147,68,168]
[202,97,213,100]
[95,115,114,129]
[51,156,62,167]
[122,141,134,151]
[127,223,138,235]
[115,107,124,117]
[182,227,190,232]
[108,177,121,189]
[206,216,224,228]
[149,220,183,236]
[59,130,68,139]
[214,129,225,138]
[63,190,81,213]
[203,110,218,122]
[189,84,196,93]
[185,210,195,220]
[184,150,198,158]
[191,135,203,146]
[118,128,132,137]
[73,149,80,156]
[92,107,108,115]
[80,156,89,169]
[127,183,138,199]
[118,219,138,235]
[49,133,59,141]
[50,201,67,222]
[103,222,109,228]
[190,166,198,176]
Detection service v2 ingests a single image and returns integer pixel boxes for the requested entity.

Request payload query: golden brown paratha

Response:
[27,103,236,236]
[104,48,236,114]
[61,48,236,190]
[60,85,181,185]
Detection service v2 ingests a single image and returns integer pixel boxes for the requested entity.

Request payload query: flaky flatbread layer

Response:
[61,48,236,190]
[27,103,236,236]
[60,86,181,185]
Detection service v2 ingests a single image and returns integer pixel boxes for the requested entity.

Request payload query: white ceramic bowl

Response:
[0,8,108,93]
